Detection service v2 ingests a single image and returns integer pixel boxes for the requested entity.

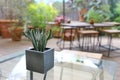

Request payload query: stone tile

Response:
[0,37,120,80]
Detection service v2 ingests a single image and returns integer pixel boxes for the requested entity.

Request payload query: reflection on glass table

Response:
[0,51,117,80]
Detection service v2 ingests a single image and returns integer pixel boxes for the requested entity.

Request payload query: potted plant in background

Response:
[24,2,58,77]
[8,17,24,41]
[0,0,32,38]
[114,1,120,30]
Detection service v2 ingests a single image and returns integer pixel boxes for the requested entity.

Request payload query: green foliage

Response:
[52,26,61,32]
[111,1,120,30]
[86,1,112,23]
[86,8,104,23]
[115,17,120,22]
[115,2,120,22]
[24,28,52,52]
[115,2,120,14]
[100,4,113,21]
[26,2,58,28]
[112,26,120,30]
[117,26,120,30]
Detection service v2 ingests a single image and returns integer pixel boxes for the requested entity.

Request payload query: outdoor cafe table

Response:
[61,21,120,49]
[4,50,117,80]
[61,21,120,28]
[48,21,120,29]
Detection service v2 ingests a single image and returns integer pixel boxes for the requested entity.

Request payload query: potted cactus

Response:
[24,2,58,75]
[24,28,53,74]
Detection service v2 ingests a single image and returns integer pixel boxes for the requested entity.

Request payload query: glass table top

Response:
[0,50,117,80]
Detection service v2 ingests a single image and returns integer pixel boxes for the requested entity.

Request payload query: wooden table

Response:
[102,22,120,26]
[48,21,120,28]
[61,21,90,28]
[61,21,119,28]
[61,21,120,49]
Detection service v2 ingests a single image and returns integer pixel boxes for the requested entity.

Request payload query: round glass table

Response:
[0,50,117,80]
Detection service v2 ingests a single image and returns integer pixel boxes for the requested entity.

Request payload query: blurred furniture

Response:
[57,26,77,49]
[97,22,120,57]
[102,30,120,57]
[62,21,120,50]
[60,22,90,50]
[5,50,118,80]
[78,30,99,52]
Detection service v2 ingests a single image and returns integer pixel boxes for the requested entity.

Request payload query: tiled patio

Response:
[0,36,120,80]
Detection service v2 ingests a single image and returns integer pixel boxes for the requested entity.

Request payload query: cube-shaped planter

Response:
[25,48,54,74]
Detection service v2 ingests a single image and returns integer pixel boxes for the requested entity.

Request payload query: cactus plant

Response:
[24,28,52,52]
[24,28,54,74]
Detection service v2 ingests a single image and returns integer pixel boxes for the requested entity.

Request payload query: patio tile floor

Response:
[0,36,120,80]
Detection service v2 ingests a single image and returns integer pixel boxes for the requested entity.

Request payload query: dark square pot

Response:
[26,48,54,74]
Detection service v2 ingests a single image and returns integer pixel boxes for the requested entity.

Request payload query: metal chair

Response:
[78,30,100,52]
[57,26,77,50]
[101,30,120,57]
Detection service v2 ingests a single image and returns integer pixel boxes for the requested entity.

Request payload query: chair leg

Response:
[82,35,85,51]
[69,28,73,50]
[78,34,81,49]
[97,35,101,53]
[108,34,112,57]
[93,35,96,52]
[86,35,89,51]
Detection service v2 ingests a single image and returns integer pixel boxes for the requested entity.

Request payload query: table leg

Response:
[70,28,72,49]
[63,29,65,49]
[97,35,101,53]
[30,71,47,80]
[108,34,112,57]
[30,71,33,80]
[43,72,47,80]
